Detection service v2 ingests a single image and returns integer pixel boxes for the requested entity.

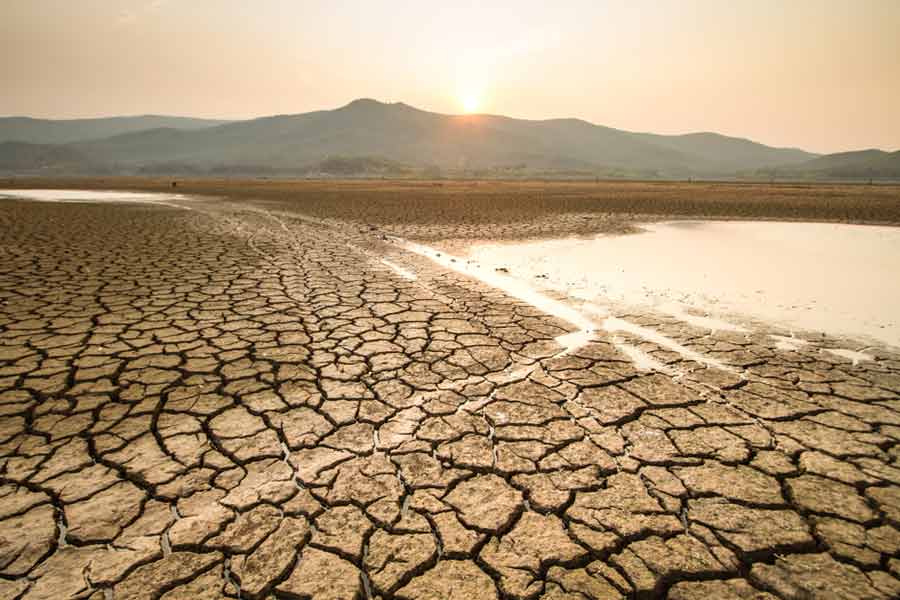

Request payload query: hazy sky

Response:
[3,0,898,152]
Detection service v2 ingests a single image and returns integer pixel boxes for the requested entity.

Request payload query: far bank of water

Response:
[0,189,188,209]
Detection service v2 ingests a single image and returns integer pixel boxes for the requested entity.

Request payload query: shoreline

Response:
[2,177,899,237]
[7,185,896,353]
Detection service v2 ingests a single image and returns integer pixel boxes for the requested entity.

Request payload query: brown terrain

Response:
[6,177,900,244]
[1,179,900,599]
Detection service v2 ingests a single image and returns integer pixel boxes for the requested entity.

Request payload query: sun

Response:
[460,91,481,114]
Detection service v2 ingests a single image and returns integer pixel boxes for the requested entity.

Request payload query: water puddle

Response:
[0,189,191,209]
[397,239,599,354]
[467,221,900,348]
[396,237,737,371]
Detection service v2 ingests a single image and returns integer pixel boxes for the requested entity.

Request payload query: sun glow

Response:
[460,91,481,114]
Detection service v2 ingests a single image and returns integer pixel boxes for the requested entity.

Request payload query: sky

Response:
[2,0,898,153]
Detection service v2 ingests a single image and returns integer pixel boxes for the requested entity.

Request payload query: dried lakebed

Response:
[1,190,900,600]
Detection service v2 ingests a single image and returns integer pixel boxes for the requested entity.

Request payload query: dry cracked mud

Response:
[1,194,899,600]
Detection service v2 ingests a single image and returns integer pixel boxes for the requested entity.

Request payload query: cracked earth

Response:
[1,195,899,600]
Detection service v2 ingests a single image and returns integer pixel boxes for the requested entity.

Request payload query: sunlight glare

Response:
[461,91,481,114]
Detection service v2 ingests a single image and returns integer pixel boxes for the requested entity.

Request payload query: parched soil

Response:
[0,186,899,599]
[7,177,900,244]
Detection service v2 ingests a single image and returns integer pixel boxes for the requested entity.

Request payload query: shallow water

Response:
[399,239,599,355]
[0,189,189,209]
[468,221,900,348]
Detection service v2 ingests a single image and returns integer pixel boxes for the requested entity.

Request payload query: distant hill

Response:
[0,115,232,145]
[17,99,900,179]
[782,149,900,179]
[58,99,816,176]
[0,141,99,173]
[632,131,813,172]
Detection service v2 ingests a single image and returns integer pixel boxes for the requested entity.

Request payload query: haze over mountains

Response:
[1,99,897,179]
[0,115,232,145]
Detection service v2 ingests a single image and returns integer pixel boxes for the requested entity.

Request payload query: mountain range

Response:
[1,99,897,179]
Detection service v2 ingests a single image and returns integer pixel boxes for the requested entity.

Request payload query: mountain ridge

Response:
[781,149,900,179]
[0,115,233,145]
[68,99,812,174]
[2,99,894,178]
